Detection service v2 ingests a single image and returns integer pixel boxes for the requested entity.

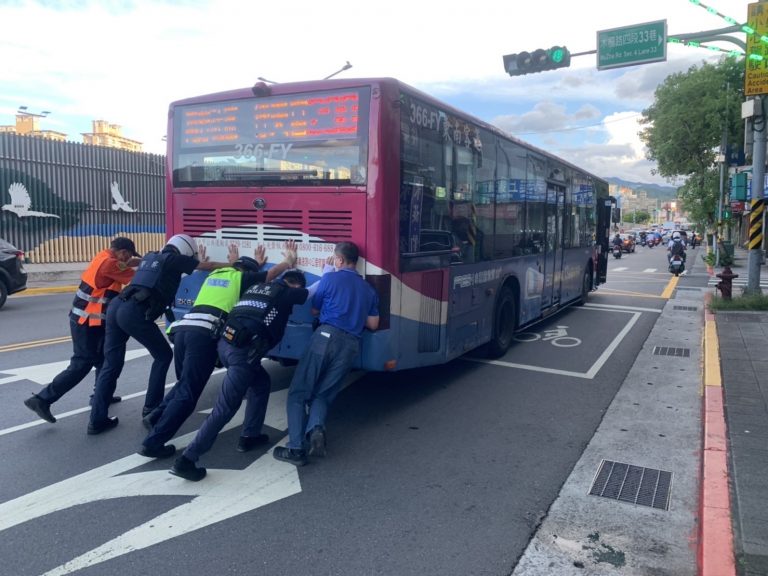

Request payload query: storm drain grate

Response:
[673,306,698,311]
[652,346,690,357]
[589,460,672,510]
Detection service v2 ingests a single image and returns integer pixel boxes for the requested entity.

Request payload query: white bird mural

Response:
[1,182,60,218]
[110,181,137,212]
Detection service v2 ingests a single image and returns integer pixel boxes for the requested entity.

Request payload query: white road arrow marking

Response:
[0,349,150,386]
[40,450,299,576]
[0,388,297,576]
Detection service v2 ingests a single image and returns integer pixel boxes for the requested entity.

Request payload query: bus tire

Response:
[485,286,516,358]
[577,266,592,306]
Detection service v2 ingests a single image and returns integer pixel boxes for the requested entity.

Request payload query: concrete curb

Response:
[699,291,736,576]
[15,286,78,296]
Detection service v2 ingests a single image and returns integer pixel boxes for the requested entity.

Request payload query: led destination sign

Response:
[178,90,361,149]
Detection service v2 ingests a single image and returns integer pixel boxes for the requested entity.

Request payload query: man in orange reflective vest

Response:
[22,237,141,424]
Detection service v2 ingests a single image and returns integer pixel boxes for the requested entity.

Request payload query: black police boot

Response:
[87,416,119,435]
[170,455,206,482]
[236,434,270,453]
[23,394,56,424]
[139,444,176,459]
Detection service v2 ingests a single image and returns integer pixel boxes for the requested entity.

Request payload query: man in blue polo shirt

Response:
[273,241,379,466]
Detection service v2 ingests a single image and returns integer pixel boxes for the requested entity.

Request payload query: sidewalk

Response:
[514,249,709,575]
[712,247,768,576]
[21,261,86,294]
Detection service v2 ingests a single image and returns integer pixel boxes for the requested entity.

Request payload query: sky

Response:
[0,0,756,187]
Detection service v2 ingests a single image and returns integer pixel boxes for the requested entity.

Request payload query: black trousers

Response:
[142,329,219,449]
[89,297,173,425]
[38,319,104,404]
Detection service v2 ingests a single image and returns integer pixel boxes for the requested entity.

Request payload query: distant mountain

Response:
[606,177,678,201]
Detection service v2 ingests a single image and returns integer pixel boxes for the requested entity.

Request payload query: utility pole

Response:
[746,96,765,294]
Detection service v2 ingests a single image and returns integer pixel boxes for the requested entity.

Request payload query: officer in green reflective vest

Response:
[139,240,298,459]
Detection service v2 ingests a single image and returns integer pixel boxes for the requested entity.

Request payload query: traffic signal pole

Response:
[746,95,765,294]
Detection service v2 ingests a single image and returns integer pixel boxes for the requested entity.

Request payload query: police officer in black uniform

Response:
[140,241,298,458]
[170,269,308,481]
[87,234,237,435]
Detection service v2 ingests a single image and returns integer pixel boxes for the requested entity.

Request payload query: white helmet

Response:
[672,231,681,240]
[166,234,198,258]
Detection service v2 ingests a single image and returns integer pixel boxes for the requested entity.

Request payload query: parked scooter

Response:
[669,254,685,276]
[612,244,622,259]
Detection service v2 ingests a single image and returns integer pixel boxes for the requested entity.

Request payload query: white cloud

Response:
[0,0,752,185]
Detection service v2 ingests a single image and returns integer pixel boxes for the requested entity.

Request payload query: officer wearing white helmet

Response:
[88,234,240,435]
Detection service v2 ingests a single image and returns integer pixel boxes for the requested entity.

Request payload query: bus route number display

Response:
[178,90,360,150]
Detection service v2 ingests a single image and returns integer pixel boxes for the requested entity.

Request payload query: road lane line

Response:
[466,308,642,379]
[594,289,667,299]
[0,336,71,352]
[583,311,641,379]
[1,321,165,354]
[584,303,662,313]
[661,275,679,299]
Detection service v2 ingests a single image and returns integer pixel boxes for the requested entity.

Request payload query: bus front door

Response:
[542,183,565,308]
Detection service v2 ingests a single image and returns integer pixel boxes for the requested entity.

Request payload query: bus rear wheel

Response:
[485,286,516,358]
[577,266,592,306]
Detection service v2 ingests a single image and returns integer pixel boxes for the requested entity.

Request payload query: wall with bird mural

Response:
[0,133,166,262]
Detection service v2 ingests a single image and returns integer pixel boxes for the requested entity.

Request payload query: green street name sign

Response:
[597,20,667,71]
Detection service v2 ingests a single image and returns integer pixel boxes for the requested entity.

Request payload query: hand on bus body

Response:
[198,243,209,262]
[263,240,299,282]
[194,243,238,272]
[254,244,267,267]
[281,239,298,267]
[226,243,240,264]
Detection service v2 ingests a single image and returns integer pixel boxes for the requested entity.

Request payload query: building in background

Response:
[0,114,143,152]
[81,120,143,152]
[0,112,67,142]
[608,183,662,225]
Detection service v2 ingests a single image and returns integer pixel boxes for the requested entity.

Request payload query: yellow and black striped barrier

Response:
[748,198,764,250]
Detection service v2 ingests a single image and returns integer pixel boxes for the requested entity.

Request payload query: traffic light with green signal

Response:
[722,206,732,221]
[503,46,571,76]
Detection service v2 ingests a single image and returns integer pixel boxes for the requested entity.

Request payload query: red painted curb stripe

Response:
[699,292,736,576]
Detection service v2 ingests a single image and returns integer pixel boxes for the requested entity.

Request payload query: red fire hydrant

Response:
[716,266,739,300]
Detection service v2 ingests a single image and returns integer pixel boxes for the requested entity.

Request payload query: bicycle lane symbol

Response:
[513,325,582,348]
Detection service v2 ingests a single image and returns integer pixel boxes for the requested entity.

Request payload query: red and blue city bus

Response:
[167,78,611,372]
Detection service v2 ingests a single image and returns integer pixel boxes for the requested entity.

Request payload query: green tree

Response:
[639,57,744,231]
[633,210,651,224]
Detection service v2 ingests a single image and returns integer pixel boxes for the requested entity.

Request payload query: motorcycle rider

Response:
[611,233,623,252]
[667,231,687,263]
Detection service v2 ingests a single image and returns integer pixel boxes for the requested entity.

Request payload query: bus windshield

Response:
[172,87,370,188]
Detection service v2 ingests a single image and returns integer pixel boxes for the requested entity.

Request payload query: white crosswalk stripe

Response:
[707,278,768,289]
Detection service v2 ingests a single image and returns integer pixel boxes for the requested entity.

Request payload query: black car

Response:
[0,238,28,309]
